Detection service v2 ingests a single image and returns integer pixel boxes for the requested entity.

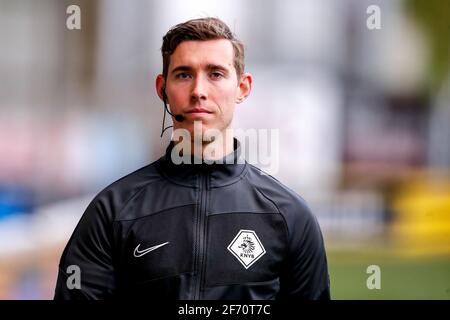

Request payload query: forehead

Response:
[169,39,235,70]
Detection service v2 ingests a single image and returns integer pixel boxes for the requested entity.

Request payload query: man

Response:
[54,17,330,300]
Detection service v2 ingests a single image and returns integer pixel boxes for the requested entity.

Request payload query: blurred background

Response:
[0,0,449,299]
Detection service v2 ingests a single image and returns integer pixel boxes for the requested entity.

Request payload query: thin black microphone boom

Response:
[163,89,184,122]
[164,101,185,122]
[160,89,184,137]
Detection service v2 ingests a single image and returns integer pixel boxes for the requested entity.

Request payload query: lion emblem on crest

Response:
[238,235,255,253]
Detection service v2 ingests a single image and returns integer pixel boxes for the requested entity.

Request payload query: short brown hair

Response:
[161,17,245,80]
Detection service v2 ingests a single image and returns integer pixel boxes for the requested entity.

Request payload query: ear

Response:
[235,73,253,104]
[155,74,166,101]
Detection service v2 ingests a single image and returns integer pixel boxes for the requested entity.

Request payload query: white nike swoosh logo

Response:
[133,242,170,257]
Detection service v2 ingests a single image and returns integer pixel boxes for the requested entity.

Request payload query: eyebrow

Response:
[170,64,230,75]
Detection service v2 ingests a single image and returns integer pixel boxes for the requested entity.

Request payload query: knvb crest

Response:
[227,230,266,269]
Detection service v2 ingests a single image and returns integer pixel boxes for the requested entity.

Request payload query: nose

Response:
[190,76,207,102]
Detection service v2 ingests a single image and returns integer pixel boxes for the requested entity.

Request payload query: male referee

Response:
[54,17,331,300]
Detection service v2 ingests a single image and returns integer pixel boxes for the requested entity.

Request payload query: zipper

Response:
[193,170,208,299]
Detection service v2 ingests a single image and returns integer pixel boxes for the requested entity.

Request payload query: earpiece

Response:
[162,87,168,102]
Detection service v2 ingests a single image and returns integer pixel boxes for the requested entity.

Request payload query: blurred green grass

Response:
[328,249,450,299]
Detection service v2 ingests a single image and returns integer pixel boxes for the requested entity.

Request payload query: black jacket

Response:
[54,138,330,300]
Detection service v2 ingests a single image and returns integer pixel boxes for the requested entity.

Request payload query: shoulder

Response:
[244,163,317,236]
[85,158,164,221]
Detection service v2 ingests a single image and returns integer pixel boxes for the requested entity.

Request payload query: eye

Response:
[175,72,191,79]
[210,72,224,79]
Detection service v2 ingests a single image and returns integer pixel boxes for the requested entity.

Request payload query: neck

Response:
[173,128,235,162]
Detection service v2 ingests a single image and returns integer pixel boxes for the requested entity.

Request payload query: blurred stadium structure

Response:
[0,0,449,299]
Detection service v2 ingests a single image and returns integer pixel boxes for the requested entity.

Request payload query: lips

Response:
[184,108,213,118]
[186,107,213,114]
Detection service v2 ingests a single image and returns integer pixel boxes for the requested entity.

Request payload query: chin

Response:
[180,123,222,141]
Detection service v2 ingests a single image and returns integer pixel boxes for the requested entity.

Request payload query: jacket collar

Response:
[157,138,247,188]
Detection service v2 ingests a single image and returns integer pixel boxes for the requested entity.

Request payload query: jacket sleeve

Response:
[277,204,331,300]
[54,196,117,299]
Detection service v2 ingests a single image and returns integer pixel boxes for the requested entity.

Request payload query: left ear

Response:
[235,73,253,104]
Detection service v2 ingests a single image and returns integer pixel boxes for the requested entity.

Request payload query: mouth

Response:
[186,107,213,119]
[185,108,213,116]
